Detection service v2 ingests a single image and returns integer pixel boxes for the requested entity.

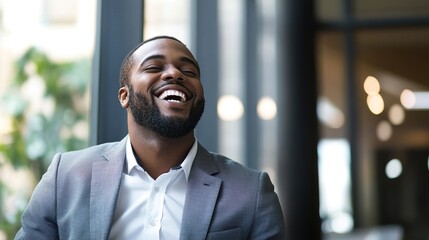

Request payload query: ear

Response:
[118,86,129,108]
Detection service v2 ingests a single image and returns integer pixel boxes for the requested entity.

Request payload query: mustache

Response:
[155,80,186,90]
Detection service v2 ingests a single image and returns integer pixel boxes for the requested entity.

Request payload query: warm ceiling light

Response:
[388,104,405,125]
[217,95,244,121]
[376,120,392,141]
[400,89,416,109]
[367,94,384,115]
[257,97,277,120]
[363,76,380,96]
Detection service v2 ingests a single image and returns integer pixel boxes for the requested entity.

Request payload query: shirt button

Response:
[154,187,160,192]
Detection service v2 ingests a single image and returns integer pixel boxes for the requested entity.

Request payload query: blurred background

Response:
[1,0,429,239]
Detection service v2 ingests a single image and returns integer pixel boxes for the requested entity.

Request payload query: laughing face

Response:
[119,37,205,138]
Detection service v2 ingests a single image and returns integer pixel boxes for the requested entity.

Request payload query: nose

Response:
[162,65,183,81]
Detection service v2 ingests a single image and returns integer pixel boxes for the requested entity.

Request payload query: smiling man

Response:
[15,36,285,240]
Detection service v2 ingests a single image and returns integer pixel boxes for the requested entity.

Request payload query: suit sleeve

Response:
[15,153,61,240]
[250,172,285,240]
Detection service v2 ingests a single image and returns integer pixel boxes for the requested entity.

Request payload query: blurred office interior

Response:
[1,0,429,239]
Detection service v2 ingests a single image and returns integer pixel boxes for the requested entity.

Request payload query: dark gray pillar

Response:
[90,0,144,145]
[276,0,321,239]
[244,0,260,170]
[344,0,361,228]
[191,0,219,152]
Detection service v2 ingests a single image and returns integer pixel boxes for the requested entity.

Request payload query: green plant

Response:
[0,47,90,238]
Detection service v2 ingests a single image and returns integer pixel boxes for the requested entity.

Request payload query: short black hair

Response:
[119,35,200,87]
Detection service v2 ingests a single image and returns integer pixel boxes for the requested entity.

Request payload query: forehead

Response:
[132,38,196,63]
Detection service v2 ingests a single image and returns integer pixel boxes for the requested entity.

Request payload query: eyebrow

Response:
[139,54,200,74]
[179,56,200,73]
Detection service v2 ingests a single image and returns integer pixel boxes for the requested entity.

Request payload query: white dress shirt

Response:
[108,137,197,240]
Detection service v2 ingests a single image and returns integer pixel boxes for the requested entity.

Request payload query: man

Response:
[15,36,285,240]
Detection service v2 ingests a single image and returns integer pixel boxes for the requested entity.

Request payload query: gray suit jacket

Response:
[15,137,285,240]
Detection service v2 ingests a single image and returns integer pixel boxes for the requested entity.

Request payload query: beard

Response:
[128,85,205,138]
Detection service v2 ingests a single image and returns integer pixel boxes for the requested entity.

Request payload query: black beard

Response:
[128,85,205,138]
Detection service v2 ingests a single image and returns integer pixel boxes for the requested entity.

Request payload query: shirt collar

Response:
[181,139,197,180]
[125,136,197,180]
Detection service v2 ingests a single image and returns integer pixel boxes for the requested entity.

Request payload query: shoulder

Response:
[60,141,122,160]
[210,151,260,176]
[196,145,280,203]
[52,138,126,171]
[196,144,265,185]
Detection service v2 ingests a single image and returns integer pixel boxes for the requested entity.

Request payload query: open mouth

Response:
[158,89,187,103]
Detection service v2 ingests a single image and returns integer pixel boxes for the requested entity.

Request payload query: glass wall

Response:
[217,0,245,164]
[355,27,429,238]
[316,31,353,233]
[216,0,280,181]
[0,0,96,238]
[144,0,191,44]
[316,0,429,238]
[255,0,280,183]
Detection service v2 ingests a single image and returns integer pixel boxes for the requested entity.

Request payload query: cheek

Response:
[131,71,159,90]
[195,82,205,99]
[133,80,152,95]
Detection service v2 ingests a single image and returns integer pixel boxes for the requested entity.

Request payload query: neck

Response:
[128,125,195,179]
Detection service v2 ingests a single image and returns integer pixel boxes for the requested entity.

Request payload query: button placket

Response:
[142,168,184,239]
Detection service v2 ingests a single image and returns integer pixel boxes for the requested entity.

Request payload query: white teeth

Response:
[159,90,186,102]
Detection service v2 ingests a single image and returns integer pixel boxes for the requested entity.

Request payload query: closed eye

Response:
[144,65,163,72]
[182,70,198,77]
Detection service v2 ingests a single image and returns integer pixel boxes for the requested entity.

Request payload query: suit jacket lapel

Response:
[90,138,127,240]
[180,145,222,240]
